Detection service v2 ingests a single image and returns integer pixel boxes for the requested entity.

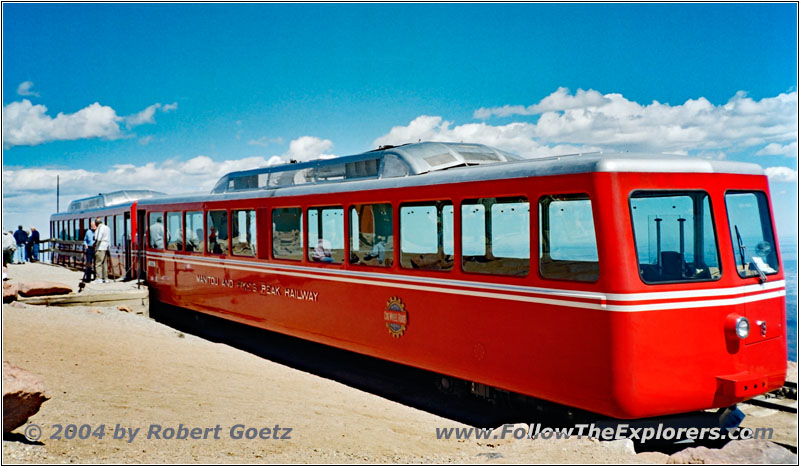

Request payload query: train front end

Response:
[597,166,787,419]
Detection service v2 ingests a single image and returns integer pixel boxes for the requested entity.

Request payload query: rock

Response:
[668,439,796,464]
[3,282,18,303]
[3,361,49,432]
[17,281,73,297]
[117,305,132,313]
[599,438,636,456]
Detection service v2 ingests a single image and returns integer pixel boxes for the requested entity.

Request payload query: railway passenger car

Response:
[50,190,164,279]
[131,142,785,419]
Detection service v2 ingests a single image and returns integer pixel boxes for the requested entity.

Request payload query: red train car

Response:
[130,142,784,419]
[50,190,164,279]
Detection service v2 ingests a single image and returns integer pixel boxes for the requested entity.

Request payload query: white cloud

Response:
[474,87,609,118]
[765,166,798,182]
[138,136,153,146]
[124,102,176,127]
[2,99,178,148]
[3,100,124,148]
[756,141,798,157]
[283,136,335,161]
[374,115,599,158]
[1,136,336,233]
[377,89,798,158]
[16,81,39,97]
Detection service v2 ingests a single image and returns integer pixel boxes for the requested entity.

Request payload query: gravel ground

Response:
[2,263,796,463]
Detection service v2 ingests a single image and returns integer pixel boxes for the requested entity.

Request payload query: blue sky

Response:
[2,3,797,241]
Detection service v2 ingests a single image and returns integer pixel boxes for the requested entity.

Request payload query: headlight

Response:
[735,317,750,339]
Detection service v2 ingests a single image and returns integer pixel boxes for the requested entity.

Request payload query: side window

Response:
[308,207,344,264]
[540,194,599,282]
[148,212,164,249]
[462,197,529,276]
[206,210,228,255]
[350,203,393,267]
[272,208,303,260]
[400,201,452,271]
[725,191,779,278]
[630,191,719,283]
[185,211,203,253]
[115,215,124,246]
[166,211,183,251]
[232,209,257,257]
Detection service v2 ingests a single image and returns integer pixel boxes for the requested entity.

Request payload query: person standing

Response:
[28,226,40,262]
[3,230,15,266]
[83,220,97,281]
[94,217,111,283]
[13,225,28,264]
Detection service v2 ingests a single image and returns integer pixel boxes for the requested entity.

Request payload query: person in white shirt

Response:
[94,217,111,283]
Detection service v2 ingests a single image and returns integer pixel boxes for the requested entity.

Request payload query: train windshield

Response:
[724,191,779,279]
[630,191,721,284]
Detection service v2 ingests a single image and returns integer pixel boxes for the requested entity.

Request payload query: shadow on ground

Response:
[150,303,732,454]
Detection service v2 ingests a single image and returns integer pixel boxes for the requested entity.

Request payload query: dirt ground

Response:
[1,263,797,463]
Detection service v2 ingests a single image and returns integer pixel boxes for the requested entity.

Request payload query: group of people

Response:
[2,226,40,266]
[82,217,112,283]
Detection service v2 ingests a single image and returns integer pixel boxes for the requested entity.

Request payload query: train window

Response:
[630,191,720,284]
[540,195,599,282]
[725,191,779,278]
[74,219,80,242]
[115,215,124,246]
[272,208,303,260]
[461,197,530,276]
[166,212,183,251]
[381,155,410,178]
[148,212,164,249]
[350,204,393,267]
[206,210,228,255]
[308,207,344,264]
[184,211,203,253]
[400,202,452,271]
[232,209,257,257]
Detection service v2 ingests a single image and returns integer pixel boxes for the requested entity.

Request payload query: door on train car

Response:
[136,209,147,280]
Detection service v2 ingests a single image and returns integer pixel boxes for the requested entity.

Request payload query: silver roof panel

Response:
[138,148,765,207]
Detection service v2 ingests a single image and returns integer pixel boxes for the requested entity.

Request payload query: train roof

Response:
[210,141,522,194]
[134,142,766,206]
[52,190,165,219]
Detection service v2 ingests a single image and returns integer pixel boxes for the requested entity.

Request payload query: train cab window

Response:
[166,212,183,251]
[148,212,164,249]
[115,215,124,246]
[308,207,344,264]
[232,209,257,257]
[184,211,203,253]
[630,191,720,283]
[540,195,599,282]
[206,210,228,255]
[400,202,452,271]
[350,203,393,267]
[725,191,779,278]
[462,197,530,276]
[272,208,303,260]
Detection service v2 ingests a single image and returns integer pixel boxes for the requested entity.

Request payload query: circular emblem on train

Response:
[384,296,408,338]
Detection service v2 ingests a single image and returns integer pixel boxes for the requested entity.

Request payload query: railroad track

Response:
[742,381,798,413]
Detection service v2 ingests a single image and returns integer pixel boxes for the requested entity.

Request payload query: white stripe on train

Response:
[144,252,786,312]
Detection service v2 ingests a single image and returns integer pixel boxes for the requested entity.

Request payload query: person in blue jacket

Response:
[13,226,28,264]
